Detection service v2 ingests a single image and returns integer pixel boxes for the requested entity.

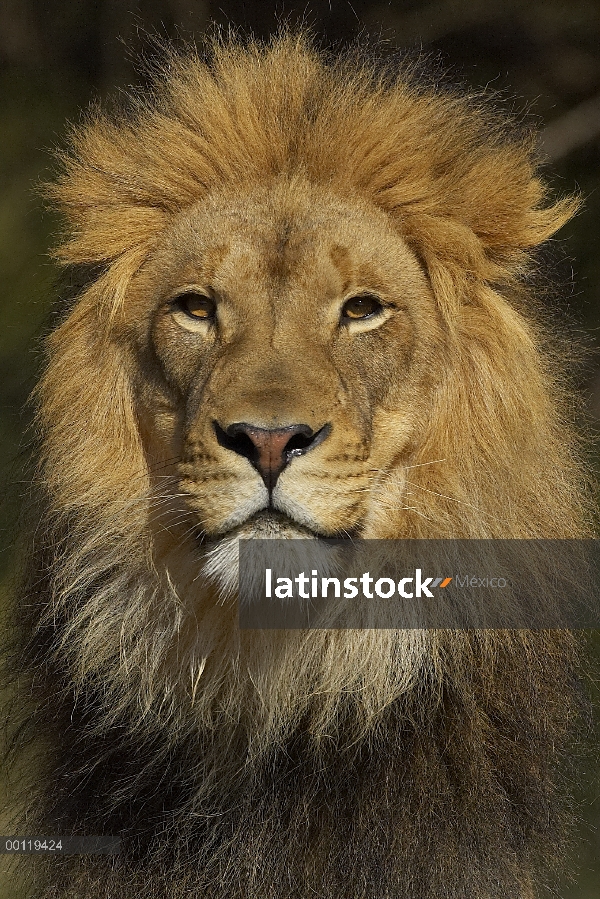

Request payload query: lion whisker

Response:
[402,458,447,471]
[404,480,509,524]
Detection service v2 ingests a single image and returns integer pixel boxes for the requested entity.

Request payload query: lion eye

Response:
[175,292,216,320]
[341,294,383,321]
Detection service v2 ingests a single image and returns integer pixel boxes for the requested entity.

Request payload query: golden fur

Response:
[7,32,594,899]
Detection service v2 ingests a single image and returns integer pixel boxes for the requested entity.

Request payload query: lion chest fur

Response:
[11,33,592,899]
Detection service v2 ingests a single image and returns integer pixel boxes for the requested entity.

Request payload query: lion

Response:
[4,31,596,899]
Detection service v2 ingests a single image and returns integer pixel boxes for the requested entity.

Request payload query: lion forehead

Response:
[145,183,428,315]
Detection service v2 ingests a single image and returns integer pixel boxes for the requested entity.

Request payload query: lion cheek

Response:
[360,470,410,538]
[274,476,367,535]
[181,476,268,535]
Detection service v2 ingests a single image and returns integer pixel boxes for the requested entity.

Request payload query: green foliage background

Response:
[0,2,599,897]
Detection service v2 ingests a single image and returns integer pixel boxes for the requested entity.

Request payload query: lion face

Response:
[126,179,441,549]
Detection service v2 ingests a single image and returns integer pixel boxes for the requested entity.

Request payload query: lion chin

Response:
[199,510,320,598]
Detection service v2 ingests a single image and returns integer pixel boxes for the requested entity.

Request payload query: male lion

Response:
[6,32,595,899]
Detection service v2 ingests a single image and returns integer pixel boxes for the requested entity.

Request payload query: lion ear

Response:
[450,161,580,258]
[398,165,579,322]
[376,107,580,309]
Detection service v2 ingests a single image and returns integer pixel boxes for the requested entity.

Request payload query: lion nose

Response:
[214,421,331,491]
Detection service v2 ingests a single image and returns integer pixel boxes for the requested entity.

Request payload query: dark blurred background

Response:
[0,2,599,897]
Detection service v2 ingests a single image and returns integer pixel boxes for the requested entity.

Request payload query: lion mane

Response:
[6,32,595,899]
